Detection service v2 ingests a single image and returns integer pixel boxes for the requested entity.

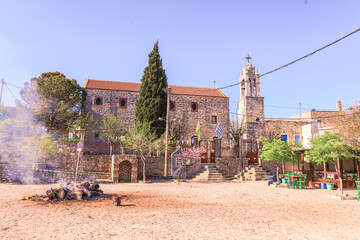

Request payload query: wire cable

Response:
[259,27,360,77]
[5,82,22,89]
[214,27,360,91]
[4,82,20,102]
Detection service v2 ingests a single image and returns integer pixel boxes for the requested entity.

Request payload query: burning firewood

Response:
[22,181,108,202]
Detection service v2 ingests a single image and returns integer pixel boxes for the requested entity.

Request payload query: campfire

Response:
[24,182,109,202]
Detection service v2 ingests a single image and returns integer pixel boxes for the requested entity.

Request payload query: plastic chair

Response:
[285,174,290,188]
[298,174,307,189]
[286,173,294,189]
[356,180,360,202]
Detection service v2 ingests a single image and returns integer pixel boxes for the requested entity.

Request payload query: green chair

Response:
[286,173,295,189]
[285,173,290,188]
[356,180,360,202]
[298,174,307,189]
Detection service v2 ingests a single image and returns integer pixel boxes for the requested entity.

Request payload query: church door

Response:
[246,141,258,164]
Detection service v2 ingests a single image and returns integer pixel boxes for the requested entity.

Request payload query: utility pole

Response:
[238,133,243,180]
[0,78,4,107]
[164,87,171,177]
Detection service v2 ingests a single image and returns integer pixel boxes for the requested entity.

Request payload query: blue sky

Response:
[0,0,359,118]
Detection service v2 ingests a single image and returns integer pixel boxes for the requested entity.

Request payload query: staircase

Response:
[242,164,273,181]
[190,163,233,182]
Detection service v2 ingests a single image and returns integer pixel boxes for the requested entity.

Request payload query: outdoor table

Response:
[289,175,301,189]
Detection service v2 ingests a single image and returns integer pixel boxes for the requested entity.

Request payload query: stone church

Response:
[83,79,230,163]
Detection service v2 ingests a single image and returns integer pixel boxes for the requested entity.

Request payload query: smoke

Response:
[0,97,59,184]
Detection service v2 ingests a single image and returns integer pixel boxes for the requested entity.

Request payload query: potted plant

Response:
[279,174,287,184]
[326,179,334,190]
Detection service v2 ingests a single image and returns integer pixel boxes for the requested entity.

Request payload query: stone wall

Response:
[264,119,312,142]
[138,156,167,180]
[216,157,240,176]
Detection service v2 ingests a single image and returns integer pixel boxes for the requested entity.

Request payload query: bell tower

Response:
[237,58,265,142]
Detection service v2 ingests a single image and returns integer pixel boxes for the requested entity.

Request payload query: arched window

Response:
[191,102,198,112]
[241,80,245,97]
[119,98,127,109]
[253,79,257,96]
[94,97,103,106]
[249,78,252,96]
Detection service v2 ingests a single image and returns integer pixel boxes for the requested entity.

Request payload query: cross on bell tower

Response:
[245,54,251,63]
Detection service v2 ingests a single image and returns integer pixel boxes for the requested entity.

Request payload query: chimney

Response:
[336,100,342,112]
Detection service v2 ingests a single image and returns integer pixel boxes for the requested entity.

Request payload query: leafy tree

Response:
[259,138,302,181]
[135,41,168,138]
[99,111,125,155]
[20,72,87,129]
[308,131,358,193]
[123,122,157,182]
[308,131,356,165]
[67,112,97,141]
[22,134,58,168]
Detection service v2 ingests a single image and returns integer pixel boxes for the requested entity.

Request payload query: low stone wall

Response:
[216,157,240,176]
[138,156,167,180]
[82,155,111,173]
[185,160,202,178]
[36,169,111,182]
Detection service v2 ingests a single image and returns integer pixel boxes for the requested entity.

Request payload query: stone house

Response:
[83,79,230,162]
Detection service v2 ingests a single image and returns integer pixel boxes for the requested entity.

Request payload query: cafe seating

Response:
[297,174,307,189]
[356,180,360,202]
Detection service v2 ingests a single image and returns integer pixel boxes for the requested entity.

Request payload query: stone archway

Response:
[118,160,132,182]
[112,155,138,183]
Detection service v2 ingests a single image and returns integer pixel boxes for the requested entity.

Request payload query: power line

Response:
[229,100,336,111]
[214,27,360,91]
[5,82,22,89]
[259,27,360,77]
[4,82,20,102]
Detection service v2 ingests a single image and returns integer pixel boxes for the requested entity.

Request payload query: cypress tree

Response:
[135,41,168,138]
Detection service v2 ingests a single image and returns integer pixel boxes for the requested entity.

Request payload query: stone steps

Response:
[190,164,233,182]
[243,164,273,181]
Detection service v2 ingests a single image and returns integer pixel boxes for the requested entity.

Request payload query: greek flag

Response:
[216,122,223,139]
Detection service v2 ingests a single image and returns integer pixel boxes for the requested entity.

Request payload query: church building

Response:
[83,79,230,162]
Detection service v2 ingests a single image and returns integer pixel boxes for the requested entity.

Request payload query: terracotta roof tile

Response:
[83,79,228,98]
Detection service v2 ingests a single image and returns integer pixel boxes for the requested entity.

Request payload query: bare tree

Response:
[229,117,246,149]
[122,122,157,182]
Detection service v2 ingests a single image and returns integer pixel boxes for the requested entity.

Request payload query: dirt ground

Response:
[0,181,359,240]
